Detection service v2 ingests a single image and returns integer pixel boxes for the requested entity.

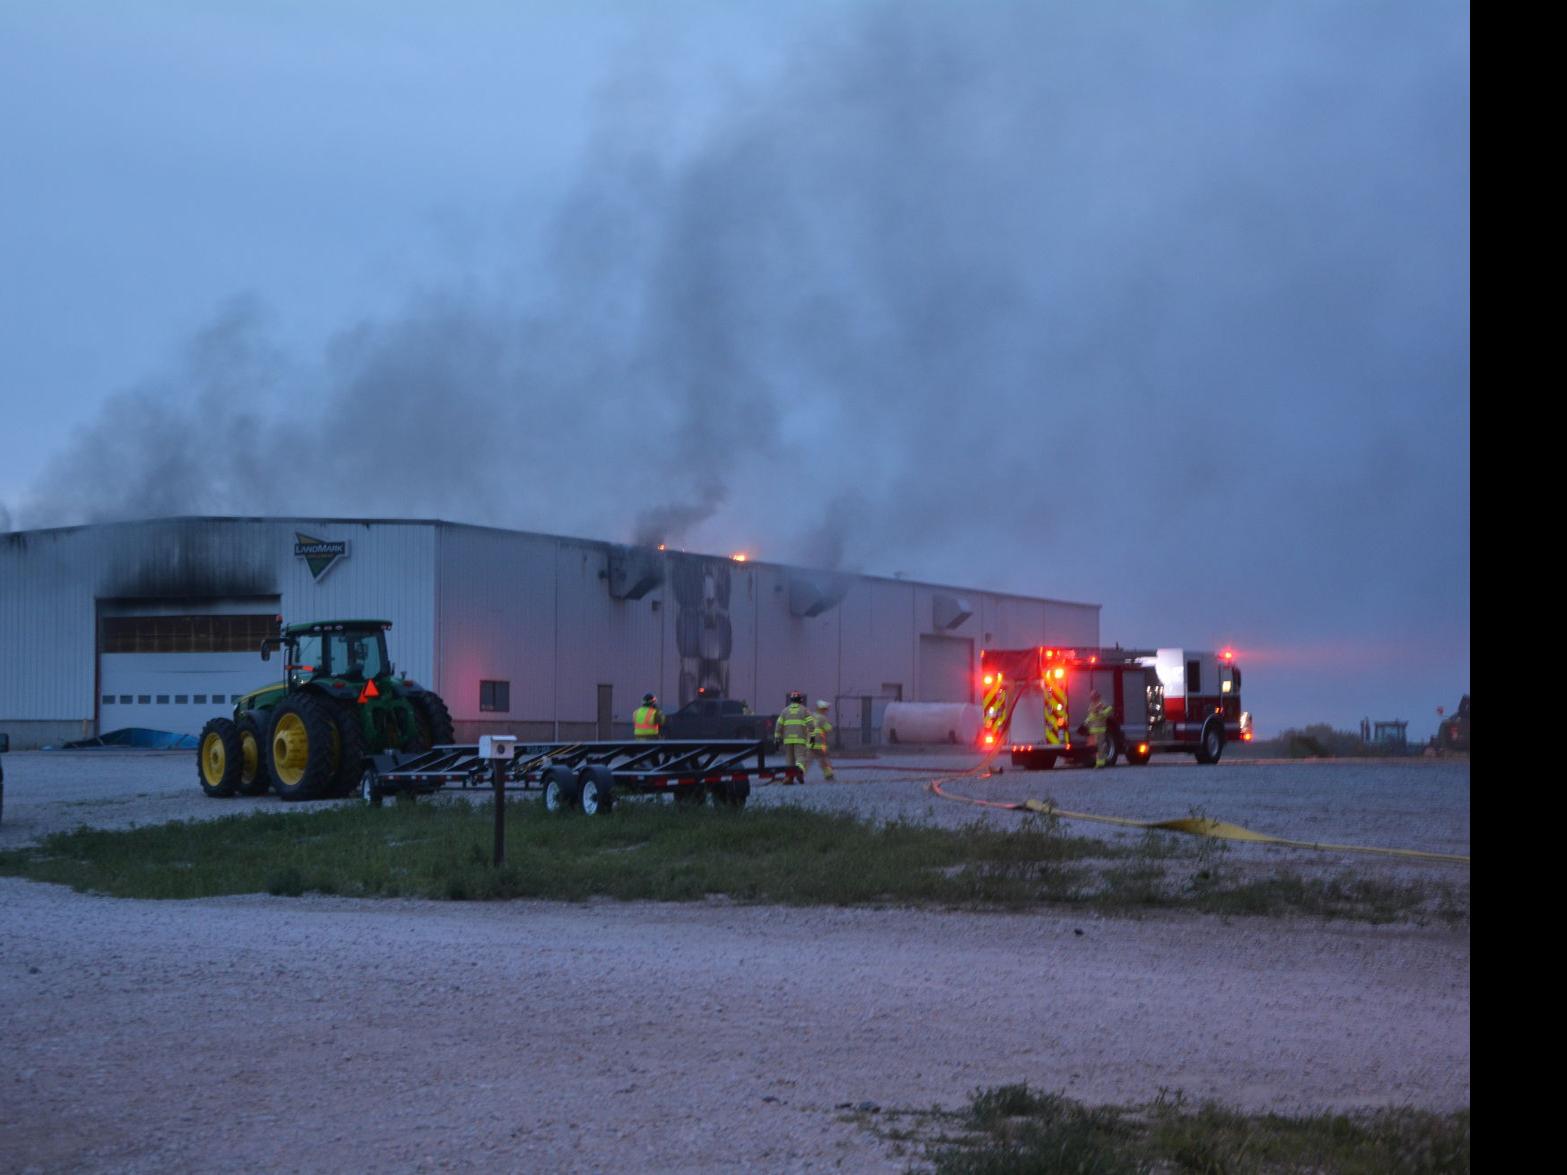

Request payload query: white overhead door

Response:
[917,635,974,703]
[97,610,280,737]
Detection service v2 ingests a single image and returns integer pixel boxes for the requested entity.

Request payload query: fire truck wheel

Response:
[543,765,579,813]
[1197,722,1226,765]
[1098,730,1120,768]
[1124,745,1152,766]
[578,766,615,815]
[197,718,242,797]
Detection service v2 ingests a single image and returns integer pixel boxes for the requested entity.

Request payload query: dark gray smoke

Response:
[12,1,1468,732]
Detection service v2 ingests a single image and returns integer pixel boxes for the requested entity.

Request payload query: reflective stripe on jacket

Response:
[811,719,832,751]
[633,705,663,738]
[776,703,812,745]
[1086,702,1114,734]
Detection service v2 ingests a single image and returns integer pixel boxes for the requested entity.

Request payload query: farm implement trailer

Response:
[361,737,796,813]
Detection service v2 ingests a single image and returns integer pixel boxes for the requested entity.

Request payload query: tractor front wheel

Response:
[267,695,339,801]
[235,712,270,795]
[198,718,242,797]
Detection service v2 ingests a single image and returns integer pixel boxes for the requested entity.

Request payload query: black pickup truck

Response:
[662,696,776,742]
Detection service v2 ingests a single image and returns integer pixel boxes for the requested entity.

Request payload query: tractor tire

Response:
[578,766,615,816]
[197,718,242,797]
[325,701,369,798]
[267,694,339,801]
[235,712,270,795]
[407,691,455,752]
[1196,721,1226,765]
[543,765,579,814]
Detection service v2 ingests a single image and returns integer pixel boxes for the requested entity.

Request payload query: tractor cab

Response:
[264,620,393,690]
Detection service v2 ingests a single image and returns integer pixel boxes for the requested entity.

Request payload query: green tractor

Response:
[197,619,454,801]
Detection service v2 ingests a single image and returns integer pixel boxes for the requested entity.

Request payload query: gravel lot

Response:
[1,749,1470,1172]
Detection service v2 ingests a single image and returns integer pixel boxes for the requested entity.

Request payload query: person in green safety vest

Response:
[1086,689,1116,768]
[633,693,665,740]
[773,690,812,783]
[808,699,836,781]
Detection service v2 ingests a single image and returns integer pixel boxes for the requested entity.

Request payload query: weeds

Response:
[0,798,1465,923]
[885,1084,1471,1174]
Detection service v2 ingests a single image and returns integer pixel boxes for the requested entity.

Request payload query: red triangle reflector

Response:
[359,680,380,703]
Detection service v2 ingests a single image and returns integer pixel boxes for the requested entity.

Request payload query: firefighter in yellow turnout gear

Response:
[633,693,664,739]
[773,691,812,783]
[1086,689,1115,768]
[808,699,836,781]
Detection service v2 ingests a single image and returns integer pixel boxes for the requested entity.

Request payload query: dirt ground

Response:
[0,751,1470,1172]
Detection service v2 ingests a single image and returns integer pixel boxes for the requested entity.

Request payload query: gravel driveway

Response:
[1,749,1470,1172]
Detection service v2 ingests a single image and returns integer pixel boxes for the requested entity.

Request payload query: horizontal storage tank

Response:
[883,702,981,746]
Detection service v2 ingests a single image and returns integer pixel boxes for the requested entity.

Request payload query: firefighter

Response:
[773,691,812,783]
[1086,689,1115,768]
[808,699,836,781]
[633,693,664,740]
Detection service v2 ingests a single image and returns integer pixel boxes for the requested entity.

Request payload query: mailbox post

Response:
[478,735,517,866]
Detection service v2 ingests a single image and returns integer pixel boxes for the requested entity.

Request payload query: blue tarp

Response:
[51,728,200,750]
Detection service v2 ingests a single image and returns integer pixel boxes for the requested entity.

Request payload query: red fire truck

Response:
[980,646,1252,769]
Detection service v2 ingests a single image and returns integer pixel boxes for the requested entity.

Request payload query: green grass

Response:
[868,1084,1470,1173]
[0,798,1466,922]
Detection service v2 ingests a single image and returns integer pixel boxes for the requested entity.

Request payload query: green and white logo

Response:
[294,532,348,581]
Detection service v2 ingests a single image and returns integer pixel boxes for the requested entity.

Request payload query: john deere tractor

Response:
[197,619,454,801]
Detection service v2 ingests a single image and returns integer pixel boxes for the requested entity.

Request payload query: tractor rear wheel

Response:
[326,701,369,798]
[267,694,339,801]
[235,712,270,795]
[408,692,455,751]
[197,718,242,797]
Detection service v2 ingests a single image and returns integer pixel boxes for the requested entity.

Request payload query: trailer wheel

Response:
[543,765,579,813]
[235,712,271,795]
[578,766,615,816]
[267,695,338,800]
[197,718,242,797]
[703,783,727,808]
[673,786,703,807]
[1196,721,1226,765]
[726,778,750,809]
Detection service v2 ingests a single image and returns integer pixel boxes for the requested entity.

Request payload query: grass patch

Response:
[876,1084,1470,1173]
[0,799,1465,922]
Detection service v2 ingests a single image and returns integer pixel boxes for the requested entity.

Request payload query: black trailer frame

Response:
[361,738,795,811]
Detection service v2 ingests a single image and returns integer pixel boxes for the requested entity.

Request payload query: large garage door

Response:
[917,635,974,703]
[98,608,280,737]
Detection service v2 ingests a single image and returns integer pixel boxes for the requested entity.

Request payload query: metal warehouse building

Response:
[0,517,1099,749]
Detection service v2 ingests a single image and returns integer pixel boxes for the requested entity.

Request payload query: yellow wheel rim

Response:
[272,712,310,787]
[201,732,227,786]
[239,730,260,786]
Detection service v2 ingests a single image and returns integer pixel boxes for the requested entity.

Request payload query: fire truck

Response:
[980,646,1252,769]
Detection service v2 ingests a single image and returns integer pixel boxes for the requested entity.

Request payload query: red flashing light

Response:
[1221,648,1235,662]
[1138,743,1149,754]
[1053,667,1065,679]
[983,674,994,686]
[1045,648,1056,659]
[1242,731,1253,742]
[983,733,996,746]
[1089,655,1098,664]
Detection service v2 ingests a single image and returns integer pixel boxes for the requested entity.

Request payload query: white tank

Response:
[883,702,982,746]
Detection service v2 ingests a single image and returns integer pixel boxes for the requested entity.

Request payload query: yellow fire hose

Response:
[921,761,1470,865]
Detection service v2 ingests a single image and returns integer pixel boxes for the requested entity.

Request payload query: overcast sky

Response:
[1,1,1469,737]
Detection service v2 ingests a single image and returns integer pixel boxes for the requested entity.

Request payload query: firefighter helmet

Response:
[816,699,830,711]
[643,692,656,704]
[788,690,805,705]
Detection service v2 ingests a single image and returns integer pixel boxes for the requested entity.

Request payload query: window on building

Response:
[194,695,207,704]
[156,695,169,705]
[102,614,278,654]
[175,695,188,704]
[137,695,151,705]
[120,695,132,705]
[102,695,114,705]
[480,680,510,713]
